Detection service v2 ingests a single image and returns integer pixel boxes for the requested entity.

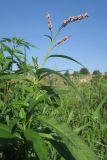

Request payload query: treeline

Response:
[64,67,107,76]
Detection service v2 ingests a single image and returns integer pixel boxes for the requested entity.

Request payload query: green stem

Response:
[42,27,61,67]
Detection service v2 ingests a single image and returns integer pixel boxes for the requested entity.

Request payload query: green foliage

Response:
[79,67,90,75]
[39,116,98,160]
[93,70,102,76]
[24,129,48,160]
[0,13,100,160]
[52,78,107,160]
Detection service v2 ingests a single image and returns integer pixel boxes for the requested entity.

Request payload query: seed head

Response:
[55,35,71,47]
[47,13,53,32]
[63,13,88,27]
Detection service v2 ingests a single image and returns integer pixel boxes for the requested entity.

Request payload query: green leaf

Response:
[24,129,48,160]
[92,98,106,120]
[0,123,10,132]
[44,35,53,41]
[9,119,18,133]
[19,108,26,119]
[38,116,98,160]
[12,48,24,55]
[26,99,39,123]
[47,54,84,67]
[49,139,75,160]
[32,57,39,69]
[36,68,72,86]
[1,38,12,43]
[0,124,18,145]
[74,124,90,133]
[25,41,39,49]
[0,129,14,139]
[1,37,39,49]
[0,99,4,108]
[26,92,48,123]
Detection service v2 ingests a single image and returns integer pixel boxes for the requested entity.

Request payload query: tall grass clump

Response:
[0,12,100,160]
[52,75,107,160]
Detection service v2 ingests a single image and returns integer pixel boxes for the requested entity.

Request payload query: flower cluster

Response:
[55,35,71,47]
[47,13,53,32]
[63,13,88,27]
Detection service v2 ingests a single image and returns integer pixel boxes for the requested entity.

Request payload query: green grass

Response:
[49,76,107,160]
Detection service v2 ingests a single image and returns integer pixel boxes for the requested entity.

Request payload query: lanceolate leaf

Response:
[38,116,98,160]
[0,123,10,132]
[36,68,72,86]
[1,37,39,49]
[0,124,18,145]
[92,98,106,120]
[26,99,39,123]
[9,119,18,133]
[44,35,53,41]
[47,54,84,67]
[1,38,12,43]
[0,129,15,139]
[25,42,39,49]
[24,129,48,160]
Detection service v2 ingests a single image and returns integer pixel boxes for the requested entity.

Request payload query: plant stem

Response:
[42,27,61,67]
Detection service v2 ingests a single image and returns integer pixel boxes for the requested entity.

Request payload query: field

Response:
[51,75,107,160]
[0,54,107,160]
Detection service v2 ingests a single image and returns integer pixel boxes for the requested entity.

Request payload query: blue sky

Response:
[0,0,107,73]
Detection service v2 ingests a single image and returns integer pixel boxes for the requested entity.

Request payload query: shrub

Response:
[93,70,102,76]
[79,67,90,75]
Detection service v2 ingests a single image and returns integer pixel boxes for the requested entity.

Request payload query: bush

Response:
[93,70,102,75]
[79,67,90,75]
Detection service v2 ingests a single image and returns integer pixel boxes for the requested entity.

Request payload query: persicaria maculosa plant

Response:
[0,12,99,160]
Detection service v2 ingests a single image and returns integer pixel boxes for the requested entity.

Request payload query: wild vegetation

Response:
[0,12,107,160]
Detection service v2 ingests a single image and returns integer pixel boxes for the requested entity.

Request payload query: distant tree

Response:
[93,70,102,75]
[79,67,90,75]
[104,72,107,75]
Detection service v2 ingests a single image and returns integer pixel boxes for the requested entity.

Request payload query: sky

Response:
[0,0,107,73]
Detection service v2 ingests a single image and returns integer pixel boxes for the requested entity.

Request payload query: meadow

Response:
[0,13,107,160]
